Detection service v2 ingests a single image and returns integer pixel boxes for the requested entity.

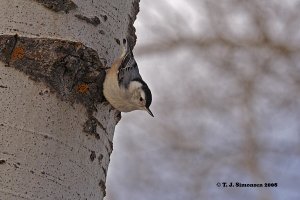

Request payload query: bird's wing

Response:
[118,51,142,88]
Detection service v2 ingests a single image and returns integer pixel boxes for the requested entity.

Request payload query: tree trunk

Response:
[0,0,139,199]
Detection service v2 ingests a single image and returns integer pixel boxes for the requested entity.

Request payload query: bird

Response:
[103,40,153,117]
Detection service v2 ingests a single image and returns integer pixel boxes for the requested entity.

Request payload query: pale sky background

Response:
[106,0,300,200]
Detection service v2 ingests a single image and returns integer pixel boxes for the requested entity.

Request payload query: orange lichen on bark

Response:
[11,47,25,60]
[77,83,89,93]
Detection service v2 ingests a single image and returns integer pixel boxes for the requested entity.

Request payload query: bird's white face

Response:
[128,81,153,116]
[131,86,147,109]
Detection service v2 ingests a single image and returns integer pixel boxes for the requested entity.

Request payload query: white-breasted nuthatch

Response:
[103,40,153,117]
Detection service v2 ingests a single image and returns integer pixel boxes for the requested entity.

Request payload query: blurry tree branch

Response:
[108,0,300,199]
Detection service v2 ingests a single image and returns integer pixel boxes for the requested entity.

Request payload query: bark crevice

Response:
[0,35,106,112]
[0,34,118,139]
[33,0,77,13]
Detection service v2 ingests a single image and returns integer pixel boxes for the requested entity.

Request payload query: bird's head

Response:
[129,79,153,117]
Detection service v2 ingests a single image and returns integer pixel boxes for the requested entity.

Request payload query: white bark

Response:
[0,0,135,65]
[0,0,139,199]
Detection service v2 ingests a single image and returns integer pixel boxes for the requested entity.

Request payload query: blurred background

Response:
[106,0,300,199]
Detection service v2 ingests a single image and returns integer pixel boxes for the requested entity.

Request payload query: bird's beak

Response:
[145,107,154,117]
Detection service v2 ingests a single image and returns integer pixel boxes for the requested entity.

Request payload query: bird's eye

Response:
[139,97,143,101]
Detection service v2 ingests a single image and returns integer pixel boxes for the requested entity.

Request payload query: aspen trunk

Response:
[0,0,140,199]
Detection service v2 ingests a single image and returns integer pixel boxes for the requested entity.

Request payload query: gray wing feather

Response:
[118,52,142,88]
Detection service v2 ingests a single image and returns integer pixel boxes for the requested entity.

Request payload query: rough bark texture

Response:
[33,0,78,12]
[0,0,140,199]
[0,35,106,114]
